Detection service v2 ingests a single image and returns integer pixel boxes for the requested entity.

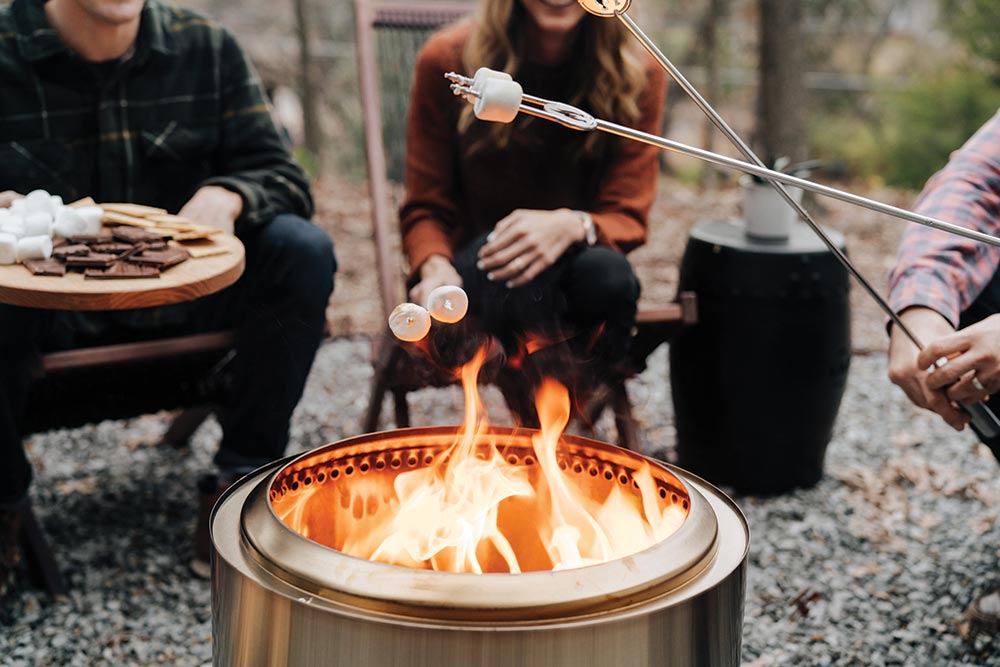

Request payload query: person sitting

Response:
[0,0,336,591]
[888,108,1000,636]
[400,0,666,412]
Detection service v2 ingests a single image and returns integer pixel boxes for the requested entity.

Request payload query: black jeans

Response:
[450,234,640,383]
[0,214,336,504]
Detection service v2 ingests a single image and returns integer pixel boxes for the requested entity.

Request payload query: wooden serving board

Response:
[0,234,245,310]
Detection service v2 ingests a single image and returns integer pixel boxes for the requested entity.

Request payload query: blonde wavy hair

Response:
[459,0,647,154]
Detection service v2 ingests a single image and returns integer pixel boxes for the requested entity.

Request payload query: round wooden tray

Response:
[0,234,245,310]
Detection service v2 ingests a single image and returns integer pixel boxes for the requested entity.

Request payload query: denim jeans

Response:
[448,234,640,390]
[0,214,336,503]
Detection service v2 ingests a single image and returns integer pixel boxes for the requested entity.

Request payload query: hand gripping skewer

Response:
[447,54,1000,437]
[575,0,1000,436]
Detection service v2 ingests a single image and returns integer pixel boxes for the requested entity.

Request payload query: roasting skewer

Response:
[576,0,1000,436]
[447,33,1000,436]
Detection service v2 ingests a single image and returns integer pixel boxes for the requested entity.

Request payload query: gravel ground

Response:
[2,338,1000,666]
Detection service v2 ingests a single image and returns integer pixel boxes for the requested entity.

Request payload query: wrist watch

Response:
[574,210,597,246]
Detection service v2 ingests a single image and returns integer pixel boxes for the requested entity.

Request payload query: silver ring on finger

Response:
[972,375,987,393]
[511,256,524,272]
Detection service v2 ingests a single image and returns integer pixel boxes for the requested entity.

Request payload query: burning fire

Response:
[276,344,686,573]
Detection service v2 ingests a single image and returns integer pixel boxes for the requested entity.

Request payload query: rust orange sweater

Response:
[399,22,667,276]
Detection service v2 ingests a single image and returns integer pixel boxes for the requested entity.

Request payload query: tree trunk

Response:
[699,0,725,188]
[294,0,321,157]
[756,0,808,165]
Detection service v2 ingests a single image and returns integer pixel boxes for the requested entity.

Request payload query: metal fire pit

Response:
[211,427,749,666]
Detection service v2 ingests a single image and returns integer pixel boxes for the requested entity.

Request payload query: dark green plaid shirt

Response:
[0,0,313,227]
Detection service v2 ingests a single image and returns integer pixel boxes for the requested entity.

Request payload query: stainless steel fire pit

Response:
[211,427,749,666]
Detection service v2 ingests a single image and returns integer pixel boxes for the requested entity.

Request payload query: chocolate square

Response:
[52,244,92,258]
[111,226,170,244]
[88,242,133,254]
[84,263,161,279]
[65,253,118,268]
[129,248,190,269]
[23,258,67,276]
[67,232,113,244]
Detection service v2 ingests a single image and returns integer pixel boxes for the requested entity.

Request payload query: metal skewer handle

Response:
[446,68,1000,438]
[576,1,1000,441]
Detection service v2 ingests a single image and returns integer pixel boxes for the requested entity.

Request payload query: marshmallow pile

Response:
[0,189,104,265]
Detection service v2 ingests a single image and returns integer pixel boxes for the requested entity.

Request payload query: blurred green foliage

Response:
[883,67,1000,189]
[809,112,884,183]
[940,0,1000,71]
[809,67,1000,190]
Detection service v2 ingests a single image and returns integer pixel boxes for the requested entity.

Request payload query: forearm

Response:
[889,112,1000,323]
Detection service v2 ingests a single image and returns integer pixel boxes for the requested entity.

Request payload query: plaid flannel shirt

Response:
[0,0,312,228]
[888,109,1000,327]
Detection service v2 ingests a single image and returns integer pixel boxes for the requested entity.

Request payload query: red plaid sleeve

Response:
[888,109,1000,327]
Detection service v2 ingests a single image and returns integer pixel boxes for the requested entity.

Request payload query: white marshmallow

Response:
[426,285,469,324]
[472,67,513,92]
[49,195,63,210]
[23,211,53,237]
[53,207,87,238]
[0,232,16,264]
[9,198,26,214]
[74,206,104,234]
[24,189,55,217]
[0,217,25,239]
[388,303,432,342]
[474,78,522,124]
[16,235,52,262]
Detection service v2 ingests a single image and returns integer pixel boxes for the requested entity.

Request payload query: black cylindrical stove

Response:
[670,219,851,494]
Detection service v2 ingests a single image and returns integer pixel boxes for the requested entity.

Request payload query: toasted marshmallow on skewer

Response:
[427,285,469,324]
[471,66,512,90]
[389,303,432,342]
[473,78,523,124]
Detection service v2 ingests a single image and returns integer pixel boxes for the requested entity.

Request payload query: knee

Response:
[263,215,337,303]
[571,250,639,318]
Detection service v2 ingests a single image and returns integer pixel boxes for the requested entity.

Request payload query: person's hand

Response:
[916,313,1000,407]
[888,306,970,431]
[477,208,586,288]
[178,185,242,235]
[410,254,463,308]
[0,191,23,208]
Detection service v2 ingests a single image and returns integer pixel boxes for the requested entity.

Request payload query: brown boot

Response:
[0,505,24,599]
[965,588,1000,638]
[189,474,229,580]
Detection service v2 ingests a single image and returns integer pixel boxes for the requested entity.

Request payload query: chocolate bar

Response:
[65,252,118,268]
[129,248,190,269]
[88,242,133,254]
[111,226,170,244]
[52,244,92,258]
[23,258,67,276]
[67,232,113,244]
[84,263,160,279]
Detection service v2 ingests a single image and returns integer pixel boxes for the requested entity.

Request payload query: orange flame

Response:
[276,344,686,573]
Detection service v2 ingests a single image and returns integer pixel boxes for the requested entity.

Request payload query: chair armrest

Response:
[40,331,237,373]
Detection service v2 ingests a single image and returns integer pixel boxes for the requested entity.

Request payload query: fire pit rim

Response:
[239,426,721,614]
